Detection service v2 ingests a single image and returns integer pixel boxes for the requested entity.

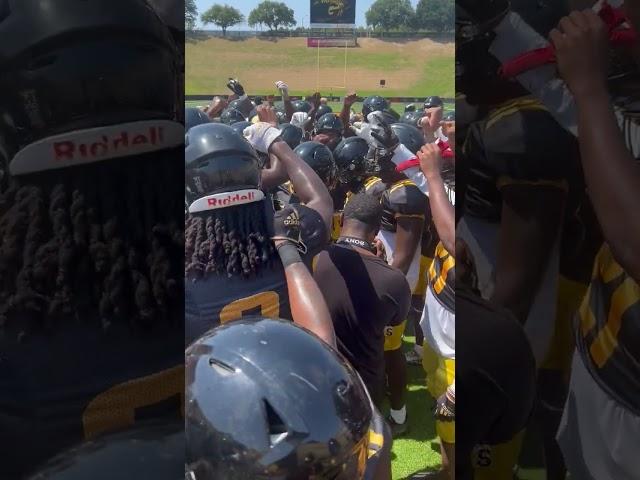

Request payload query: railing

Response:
[187,30,453,40]
[186,95,455,104]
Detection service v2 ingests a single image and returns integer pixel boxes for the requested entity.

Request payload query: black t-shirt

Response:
[456,284,536,479]
[313,243,411,405]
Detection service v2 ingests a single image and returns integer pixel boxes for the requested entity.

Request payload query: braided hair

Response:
[185,202,278,280]
[0,149,184,340]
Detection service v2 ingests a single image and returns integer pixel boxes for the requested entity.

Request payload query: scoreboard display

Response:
[310,0,356,27]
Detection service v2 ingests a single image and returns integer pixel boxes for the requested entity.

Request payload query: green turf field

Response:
[186,36,454,99]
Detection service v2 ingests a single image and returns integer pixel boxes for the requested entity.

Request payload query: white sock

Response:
[390,405,406,424]
[414,344,423,357]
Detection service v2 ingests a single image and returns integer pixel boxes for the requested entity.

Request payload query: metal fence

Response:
[187,30,453,41]
[186,95,455,104]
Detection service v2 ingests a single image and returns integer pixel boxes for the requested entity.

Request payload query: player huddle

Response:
[183,78,456,479]
[455,0,640,479]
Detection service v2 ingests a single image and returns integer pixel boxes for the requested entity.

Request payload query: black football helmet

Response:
[391,123,426,155]
[424,96,444,109]
[292,100,313,113]
[362,96,390,118]
[314,113,344,135]
[333,137,375,190]
[185,123,262,211]
[219,108,246,125]
[443,110,456,121]
[227,99,245,111]
[230,121,252,137]
[27,420,183,480]
[227,98,254,119]
[456,0,510,47]
[315,104,334,119]
[294,141,338,190]
[185,318,373,480]
[0,0,181,180]
[400,111,423,127]
[186,107,211,132]
[405,104,417,113]
[278,123,304,150]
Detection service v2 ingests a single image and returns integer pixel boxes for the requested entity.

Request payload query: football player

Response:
[184,119,333,344]
[549,5,640,479]
[410,143,457,480]
[188,203,392,478]
[0,1,184,476]
[458,33,578,480]
[313,113,345,151]
[356,118,429,436]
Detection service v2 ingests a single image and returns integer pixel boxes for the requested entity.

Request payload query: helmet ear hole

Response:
[264,399,288,446]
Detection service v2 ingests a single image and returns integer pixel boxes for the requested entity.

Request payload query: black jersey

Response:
[379,179,428,233]
[0,321,183,478]
[185,264,291,345]
[576,244,640,415]
[462,96,579,222]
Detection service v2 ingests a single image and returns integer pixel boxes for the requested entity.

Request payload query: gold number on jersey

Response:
[220,291,280,324]
[588,277,637,367]
[82,365,184,439]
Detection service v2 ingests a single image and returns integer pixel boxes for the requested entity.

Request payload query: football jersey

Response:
[359,176,386,200]
[429,242,455,313]
[421,242,456,359]
[332,177,387,242]
[380,179,428,233]
[462,96,579,222]
[0,321,184,478]
[185,264,291,345]
[576,245,640,415]
[364,407,391,479]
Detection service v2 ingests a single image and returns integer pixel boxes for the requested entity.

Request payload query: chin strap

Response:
[499,1,638,79]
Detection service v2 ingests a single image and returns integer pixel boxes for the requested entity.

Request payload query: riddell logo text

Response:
[53,127,165,160]
[207,192,256,207]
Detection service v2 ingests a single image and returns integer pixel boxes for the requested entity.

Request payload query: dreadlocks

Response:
[185,202,278,279]
[0,149,184,339]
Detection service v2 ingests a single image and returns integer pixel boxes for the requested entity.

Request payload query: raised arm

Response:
[272,206,336,347]
[417,143,455,254]
[551,9,640,282]
[276,81,295,123]
[340,92,358,136]
[245,108,333,232]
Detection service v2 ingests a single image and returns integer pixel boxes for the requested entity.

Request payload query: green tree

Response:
[201,4,244,36]
[365,0,415,31]
[248,1,296,32]
[415,0,454,32]
[185,0,198,31]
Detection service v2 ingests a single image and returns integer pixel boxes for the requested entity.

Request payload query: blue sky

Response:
[195,0,420,29]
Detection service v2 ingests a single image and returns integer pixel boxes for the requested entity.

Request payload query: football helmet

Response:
[294,141,338,190]
[185,318,373,480]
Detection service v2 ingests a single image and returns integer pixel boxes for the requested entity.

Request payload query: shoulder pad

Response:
[483,97,578,184]
[383,180,428,217]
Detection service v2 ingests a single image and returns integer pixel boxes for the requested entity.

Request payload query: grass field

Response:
[186,36,454,99]
[390,335,442,480]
